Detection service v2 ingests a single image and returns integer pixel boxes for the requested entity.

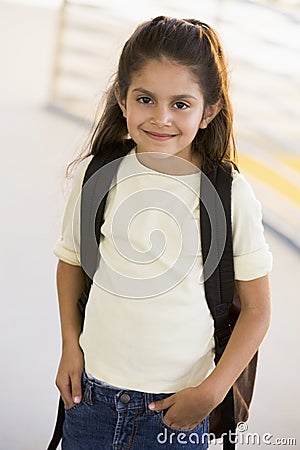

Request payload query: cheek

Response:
[124,112,142,140]
[126,113,138,131]
[182,113,203,135]
[126,106,148,133]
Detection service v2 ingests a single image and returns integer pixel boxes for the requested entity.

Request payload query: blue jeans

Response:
[62,371,210,449]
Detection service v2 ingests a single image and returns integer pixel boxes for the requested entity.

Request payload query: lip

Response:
[143,130,177,141]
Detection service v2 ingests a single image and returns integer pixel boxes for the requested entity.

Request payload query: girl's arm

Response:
[204,273,271,401]
[55,260,85,408]
[148,274,271,428]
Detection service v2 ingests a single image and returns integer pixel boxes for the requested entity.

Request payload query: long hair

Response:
[76,16,237,173]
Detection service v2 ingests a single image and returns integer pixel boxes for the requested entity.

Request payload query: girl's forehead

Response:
[129,58,202,95]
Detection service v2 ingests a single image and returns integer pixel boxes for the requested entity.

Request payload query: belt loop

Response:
[146,393,154,416]
[83,378,93,406]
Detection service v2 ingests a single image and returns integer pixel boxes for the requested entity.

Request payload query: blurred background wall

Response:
[0,1,299,448]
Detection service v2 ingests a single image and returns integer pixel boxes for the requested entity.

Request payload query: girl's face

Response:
[118,58,219,167]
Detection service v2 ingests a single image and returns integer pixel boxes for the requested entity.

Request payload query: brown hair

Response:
[76,16,237,173]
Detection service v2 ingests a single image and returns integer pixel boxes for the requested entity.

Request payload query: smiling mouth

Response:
[143,130,177,141]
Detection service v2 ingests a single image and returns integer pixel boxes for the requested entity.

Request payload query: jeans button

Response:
[120,393,131,404]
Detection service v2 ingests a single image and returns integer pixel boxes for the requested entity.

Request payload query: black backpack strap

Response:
[200,162,236,449]
[46,397,65,450]
[78,142,134,318]
[200,162,234,357]
[78,151,123,315]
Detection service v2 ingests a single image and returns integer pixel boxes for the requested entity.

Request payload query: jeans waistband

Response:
[82,370,174,410]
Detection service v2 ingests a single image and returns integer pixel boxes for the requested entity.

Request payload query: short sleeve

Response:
[232,171,273,280]
[54,156,92,266]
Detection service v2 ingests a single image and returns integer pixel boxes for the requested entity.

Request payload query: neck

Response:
[135,149,201,175]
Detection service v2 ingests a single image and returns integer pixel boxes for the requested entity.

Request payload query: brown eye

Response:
[173,101,189,110]
[137,96,153,104]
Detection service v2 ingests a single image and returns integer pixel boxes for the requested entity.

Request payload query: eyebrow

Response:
[132,88,198,101]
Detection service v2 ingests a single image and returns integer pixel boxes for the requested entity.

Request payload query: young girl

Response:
[54,16,272,449]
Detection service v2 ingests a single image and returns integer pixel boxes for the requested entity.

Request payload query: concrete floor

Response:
[0,2,299,449]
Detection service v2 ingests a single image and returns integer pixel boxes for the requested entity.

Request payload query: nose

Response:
[150,105,172,127]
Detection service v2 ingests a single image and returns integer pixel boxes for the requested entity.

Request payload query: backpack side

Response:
[200,162,258,446]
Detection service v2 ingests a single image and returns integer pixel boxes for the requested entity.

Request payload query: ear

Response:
[199,100,222,129]
[115,83,127,118]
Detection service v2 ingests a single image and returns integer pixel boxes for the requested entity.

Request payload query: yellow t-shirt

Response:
[54,148,272,393]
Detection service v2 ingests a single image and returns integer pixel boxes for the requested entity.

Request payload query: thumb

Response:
[71,373,82,404]
[148,395,175,412]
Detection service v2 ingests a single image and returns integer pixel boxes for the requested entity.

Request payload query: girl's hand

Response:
[56,342,84,409]
[148,380,222,430]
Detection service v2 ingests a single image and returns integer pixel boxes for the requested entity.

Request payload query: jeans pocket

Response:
[64,374,92,415]
[158,410,206,434]
[64,401,85,415]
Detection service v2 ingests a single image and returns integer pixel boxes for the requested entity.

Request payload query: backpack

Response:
[47,141,257,450]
